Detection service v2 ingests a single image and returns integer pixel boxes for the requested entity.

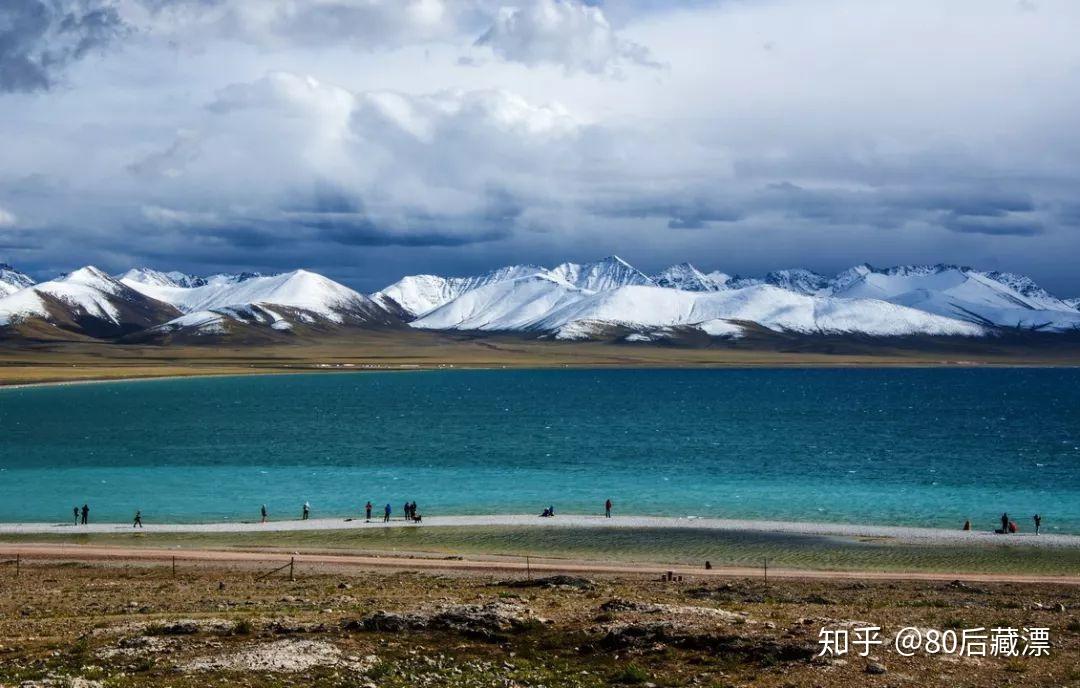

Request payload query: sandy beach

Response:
[5,513,1078,548]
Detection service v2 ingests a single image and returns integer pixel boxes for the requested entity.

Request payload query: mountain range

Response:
[1,257,1079,345]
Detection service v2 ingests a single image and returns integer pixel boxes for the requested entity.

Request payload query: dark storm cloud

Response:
[589,196,743,229]
[277,186,518,247]
[304,215,510,247]
[944,213,1043,237]
[0,0,126,92]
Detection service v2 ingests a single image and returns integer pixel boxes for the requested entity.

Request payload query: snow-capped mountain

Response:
[652,263,729,292]
[373,258,653,317]
[0,266,181,338]
[547,256,655,291]
[371,264,543,318]
[399,256,1080,340]
[769,269,831,295]
[2,257,1077,345]
[123,269,397,337]
[0,263,35,296]
[120,268,207,289]
[828,264,1080,331]
[412,275,986,340]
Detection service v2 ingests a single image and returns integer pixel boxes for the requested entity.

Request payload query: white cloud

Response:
[124,0,465,50]
[0,206,16,227]
[475,0,661,75]
[124,72,586,246]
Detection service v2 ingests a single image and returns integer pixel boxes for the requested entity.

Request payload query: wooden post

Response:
[763,558,768,585]
[289,557,295,581]
[526,555,531,580]
[15,554,19,577]
[172,556,176,578]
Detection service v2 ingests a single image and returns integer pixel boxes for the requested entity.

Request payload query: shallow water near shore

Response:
[1,368,1078,532]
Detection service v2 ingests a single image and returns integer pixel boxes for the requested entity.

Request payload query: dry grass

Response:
[0,561,1076,687]
[4,329,1080,386]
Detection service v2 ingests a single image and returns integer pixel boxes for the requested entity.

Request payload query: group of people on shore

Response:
[542,499,613,518]
[75,500,1046,534]
[962,513,1044,534]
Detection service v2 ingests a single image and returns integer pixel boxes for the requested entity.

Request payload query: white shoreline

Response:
[2,514,1077,548]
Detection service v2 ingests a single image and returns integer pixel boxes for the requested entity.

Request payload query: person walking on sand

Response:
[365,501,372,522]
[73,506,79,525]
[605,498,612,518]
[133,510,142,528]
[261,504,268,523]
[1000,512,1009,534]
[81,504,89,525]
[384,503,391,523]
[1034,513,1042,535]
[302,502,310,520]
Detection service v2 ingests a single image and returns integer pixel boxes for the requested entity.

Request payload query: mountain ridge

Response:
[1,257,1078,344]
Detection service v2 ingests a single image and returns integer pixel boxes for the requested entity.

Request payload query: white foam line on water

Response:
[2,514,1078,548]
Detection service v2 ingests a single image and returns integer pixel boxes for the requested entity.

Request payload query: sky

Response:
[2,0,1080,295]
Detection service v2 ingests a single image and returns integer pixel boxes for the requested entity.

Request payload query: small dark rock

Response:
[501,575,595,590]
[865,661,887,675]
[803,594,838,605]
[147,622,198,636]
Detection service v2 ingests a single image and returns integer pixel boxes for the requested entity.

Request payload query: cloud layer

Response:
[0,0,126,92]
[1,0,1080,295]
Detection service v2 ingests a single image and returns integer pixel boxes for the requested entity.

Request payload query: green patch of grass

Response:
[613,664,651,684]
[229,619,253,635]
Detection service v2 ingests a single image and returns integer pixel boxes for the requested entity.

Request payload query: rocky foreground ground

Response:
[0,562,1077,687]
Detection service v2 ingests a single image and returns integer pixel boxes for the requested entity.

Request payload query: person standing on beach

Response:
[365,501,372,522]
[133,510,142,528]
[605,498,612,518]
[384,503,391,523]
[1034,514,1042,535]
[73,506,79,525]
[261,504,268,523]
[1000,512,1009,534]
[403,501,410,521]
[81,504,89,525]
[302,502,310,520]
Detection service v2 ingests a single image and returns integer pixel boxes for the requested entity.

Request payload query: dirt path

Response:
[2,543,1077,584]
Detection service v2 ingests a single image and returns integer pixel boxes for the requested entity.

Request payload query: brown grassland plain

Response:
[3,328,1080,386]
[0,559,1076,688]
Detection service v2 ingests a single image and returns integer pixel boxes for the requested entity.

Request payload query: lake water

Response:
[1,369,1078,532]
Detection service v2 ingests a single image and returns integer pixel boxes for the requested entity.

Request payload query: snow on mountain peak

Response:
[121,268,208,289]
[121,268,387,327]
[981,271,1056,302]
[548,255,655,291]
[653,263,729,292]
[0,263,35,296]
[371,264,545,318]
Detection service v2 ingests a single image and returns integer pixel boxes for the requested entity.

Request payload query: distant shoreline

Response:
[3,360,1080,391]
[3,514,1078,548]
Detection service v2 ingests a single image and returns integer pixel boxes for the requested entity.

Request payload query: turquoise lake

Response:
[0,369,1078,532]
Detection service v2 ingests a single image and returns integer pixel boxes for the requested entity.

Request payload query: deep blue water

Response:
[0,369,1078,532]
